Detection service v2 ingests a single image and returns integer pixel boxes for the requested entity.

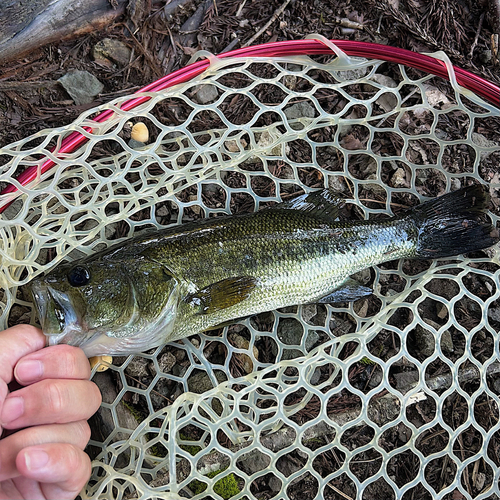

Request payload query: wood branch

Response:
[0,0,128,64]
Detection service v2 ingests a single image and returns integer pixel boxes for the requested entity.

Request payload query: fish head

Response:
[30,258,181,357]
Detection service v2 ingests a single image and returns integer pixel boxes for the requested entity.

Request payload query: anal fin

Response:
[317,278,372,304]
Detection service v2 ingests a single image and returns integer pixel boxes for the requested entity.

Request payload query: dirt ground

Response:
[0,0,499,148]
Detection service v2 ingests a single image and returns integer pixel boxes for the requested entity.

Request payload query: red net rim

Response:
[1,39,499,213]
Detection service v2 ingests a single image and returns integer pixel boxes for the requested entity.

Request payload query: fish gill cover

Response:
[0,41,499,500]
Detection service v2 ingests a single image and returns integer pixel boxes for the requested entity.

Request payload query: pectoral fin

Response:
[317,278,372,303]
[186,277,257,315]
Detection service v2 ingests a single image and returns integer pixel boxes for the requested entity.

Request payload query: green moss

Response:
[179,432,202,456]
[359,356,376,365]
[213,472,240,499]
[188,468,240,499]
[122,401,146,423]
[181,443,202,456]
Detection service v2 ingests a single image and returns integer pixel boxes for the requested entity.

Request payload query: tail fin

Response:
[409,185,498,259]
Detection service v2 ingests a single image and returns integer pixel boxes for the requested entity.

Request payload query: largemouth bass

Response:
[31,185,498,357]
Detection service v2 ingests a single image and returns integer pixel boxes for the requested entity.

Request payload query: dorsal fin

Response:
[268,189,344,222]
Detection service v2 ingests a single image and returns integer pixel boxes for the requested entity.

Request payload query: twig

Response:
[0,81,57,90]
[243,0,292,48]
[469,12,485,59]
[220,38,240,54]
[326,482,353,500]
[236,0,246,17]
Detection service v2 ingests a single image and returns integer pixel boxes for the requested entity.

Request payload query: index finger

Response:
[0,325,46,385]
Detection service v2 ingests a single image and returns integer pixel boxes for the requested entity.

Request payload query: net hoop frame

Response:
[0,38,498,213]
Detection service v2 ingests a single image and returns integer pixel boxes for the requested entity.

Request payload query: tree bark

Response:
[0,0,127,64]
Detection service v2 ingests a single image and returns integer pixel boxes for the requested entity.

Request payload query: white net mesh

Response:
[1,42,499,500]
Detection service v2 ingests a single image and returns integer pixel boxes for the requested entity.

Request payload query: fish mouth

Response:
[30,279,82,347]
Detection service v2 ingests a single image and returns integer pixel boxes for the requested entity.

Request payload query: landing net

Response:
[1,38,499,500]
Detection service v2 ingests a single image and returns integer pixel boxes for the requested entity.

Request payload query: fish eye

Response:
[67,266,91,287]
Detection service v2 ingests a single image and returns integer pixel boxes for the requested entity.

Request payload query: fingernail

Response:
[16,359,43,383]
[1,396,24,424]
[24,449,49,471]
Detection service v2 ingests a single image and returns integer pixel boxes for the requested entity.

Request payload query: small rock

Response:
[104,223,117,240]
[391,168,407,188]
[335,67,368,81]
[284,102,316,130]
[368,369,383,389]
[450,178,462,191]
[187,370,226,394]
[351,268,371,285]
[283,74,297,90]
[423,84,451,108]
[301,304,317,324]
[488,307,500,323]
[156,205,170,217]
[414,324,436,357]
[268,476,282,493]
[369,74,398,112]
[93,38,131,67]
[393,371,420,392]
[479,50,492,64]
[174,348,187,363]
[328,174,346,193]
[440,330,454,354]
[471,132,498,159]
[309,366,322,385]
[125,356,150,378]
[131,122,149,143]
[305,330,320,351]
[129,139,147,149]
[193,84,219,104]
[237,450,271,475]
[156,352,177,374]
[437,303,448,320]
[475,472,486,491]
[277,318,304,346]
[1,199,23,220]
[188,194,202,215]
[58,70,104,105]
[225,138,248,152]
[149,377,171,409]
[255,129,288,157]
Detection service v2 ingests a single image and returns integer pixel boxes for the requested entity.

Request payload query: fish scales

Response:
[124,210,416,340]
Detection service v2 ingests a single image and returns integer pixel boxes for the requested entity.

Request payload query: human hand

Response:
[0,325,102,500]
